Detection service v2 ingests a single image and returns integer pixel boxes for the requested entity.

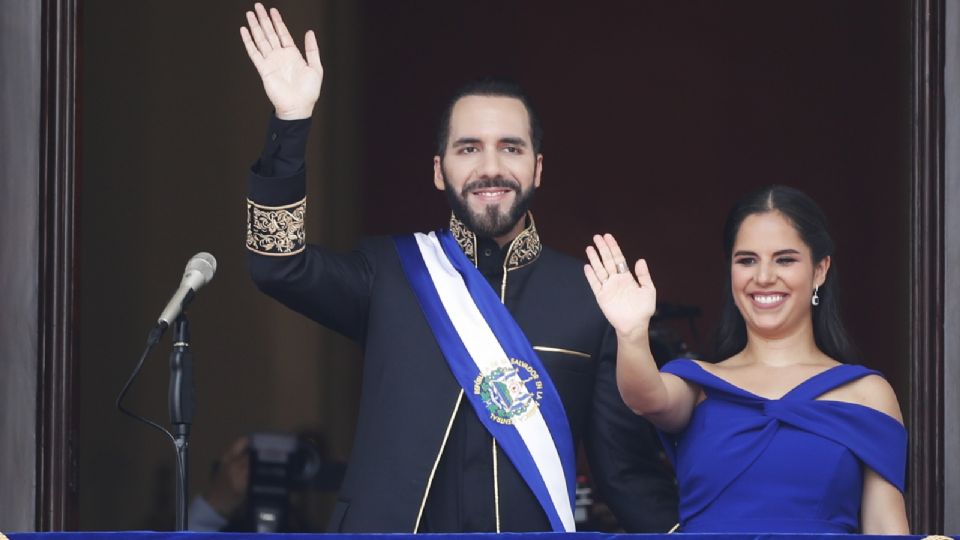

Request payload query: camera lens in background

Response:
[247,432,321,532]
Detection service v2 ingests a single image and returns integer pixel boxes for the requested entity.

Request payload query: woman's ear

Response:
[814,255,832,288]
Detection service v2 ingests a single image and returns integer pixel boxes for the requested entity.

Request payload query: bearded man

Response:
[240,3,677,533]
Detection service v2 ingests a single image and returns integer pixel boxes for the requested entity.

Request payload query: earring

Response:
[811,285,820,306]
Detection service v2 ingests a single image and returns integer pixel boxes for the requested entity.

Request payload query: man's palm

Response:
[257,48,322,118]
[241,4,323,119]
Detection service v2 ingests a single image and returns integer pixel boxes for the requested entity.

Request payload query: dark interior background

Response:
[79,0,912,530]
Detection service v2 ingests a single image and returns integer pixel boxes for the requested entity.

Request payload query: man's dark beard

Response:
[443,174,535,239]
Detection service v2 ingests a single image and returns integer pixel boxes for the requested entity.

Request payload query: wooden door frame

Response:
[909,0,946,533]
[37,0,79,530]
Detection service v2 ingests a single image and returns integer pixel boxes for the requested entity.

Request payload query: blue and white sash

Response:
[394,230,576,532]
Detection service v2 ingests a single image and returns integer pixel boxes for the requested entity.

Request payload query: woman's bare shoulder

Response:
[828,372,904,424]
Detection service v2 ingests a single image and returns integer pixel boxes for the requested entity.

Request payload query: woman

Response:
[584,185,907,533]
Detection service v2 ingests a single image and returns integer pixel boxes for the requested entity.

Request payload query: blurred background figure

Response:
[189,432,345,532]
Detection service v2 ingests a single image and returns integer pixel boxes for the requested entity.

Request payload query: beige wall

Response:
[78,1,361,530]
[945,0,960,533]
[0,0,40,530]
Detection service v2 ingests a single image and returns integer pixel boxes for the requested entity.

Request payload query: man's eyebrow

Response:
[451,136,529,147]
[451,137,481,147]
[499,137,527,147]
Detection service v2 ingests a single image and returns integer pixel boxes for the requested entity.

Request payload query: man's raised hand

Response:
[240,3,323,120]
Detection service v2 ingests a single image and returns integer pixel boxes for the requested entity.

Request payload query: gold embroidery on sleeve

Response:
[246,198,306,255]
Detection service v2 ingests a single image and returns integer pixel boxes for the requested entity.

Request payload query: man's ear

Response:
[433,156,444,191]
[533,154,543,188]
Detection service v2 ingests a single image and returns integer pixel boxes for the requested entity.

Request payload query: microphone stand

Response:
[169,314,195,531]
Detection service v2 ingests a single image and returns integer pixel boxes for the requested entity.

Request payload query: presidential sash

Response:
[394,230,576,532]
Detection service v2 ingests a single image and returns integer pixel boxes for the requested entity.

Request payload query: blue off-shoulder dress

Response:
[659,359,907,533]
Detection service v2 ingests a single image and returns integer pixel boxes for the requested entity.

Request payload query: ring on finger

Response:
[615,261,628,274]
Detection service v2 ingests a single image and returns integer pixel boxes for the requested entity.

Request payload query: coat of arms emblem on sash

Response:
[474,358,544,424]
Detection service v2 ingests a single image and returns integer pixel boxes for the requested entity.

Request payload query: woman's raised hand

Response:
[584,234,657,340]
[240,3,323,120]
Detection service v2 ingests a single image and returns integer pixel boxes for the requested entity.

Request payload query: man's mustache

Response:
[461,177,521,197]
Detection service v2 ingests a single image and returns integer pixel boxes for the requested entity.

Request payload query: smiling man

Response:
[435,92,542,244]
[240,3,677,533]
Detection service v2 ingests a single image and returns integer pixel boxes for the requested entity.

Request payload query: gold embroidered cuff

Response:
[246,198,306,255]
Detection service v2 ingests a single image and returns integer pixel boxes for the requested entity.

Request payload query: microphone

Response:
[157,252,217,330]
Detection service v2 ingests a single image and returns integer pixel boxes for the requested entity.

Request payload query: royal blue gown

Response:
[659,359,907,533]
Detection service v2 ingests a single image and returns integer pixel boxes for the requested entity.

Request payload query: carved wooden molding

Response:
[909,0,945,533]
[37,0,79,531]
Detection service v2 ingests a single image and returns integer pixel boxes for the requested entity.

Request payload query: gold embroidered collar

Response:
[449,213,542,271]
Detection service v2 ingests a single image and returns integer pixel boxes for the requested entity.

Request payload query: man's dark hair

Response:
[435,78,543,157]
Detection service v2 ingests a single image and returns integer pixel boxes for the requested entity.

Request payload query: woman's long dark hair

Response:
[711,185,858,363]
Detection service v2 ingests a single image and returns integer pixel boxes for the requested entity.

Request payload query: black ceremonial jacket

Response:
[244,117,677,533]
